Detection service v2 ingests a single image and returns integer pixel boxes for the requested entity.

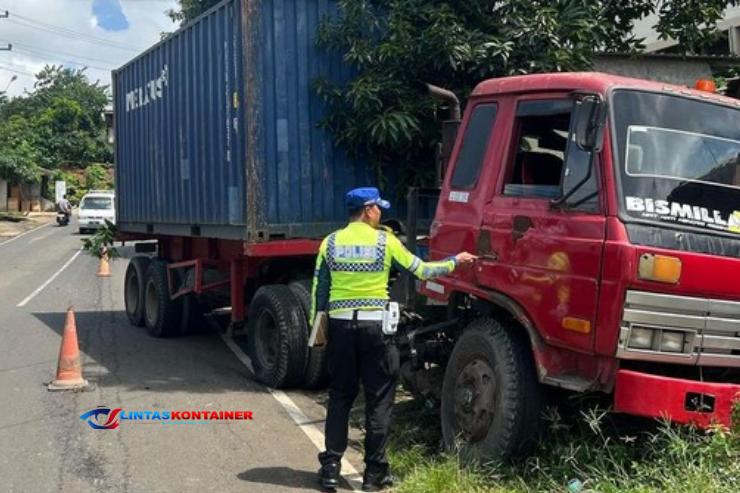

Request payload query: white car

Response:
[78,191,116,234]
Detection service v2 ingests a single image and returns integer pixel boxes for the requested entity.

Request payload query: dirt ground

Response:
[0,213,56,243]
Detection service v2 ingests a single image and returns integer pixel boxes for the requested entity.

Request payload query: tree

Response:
[314,0,740,189]
[0,65,112,170]
[0,115,42,183]
[166,0,222,26]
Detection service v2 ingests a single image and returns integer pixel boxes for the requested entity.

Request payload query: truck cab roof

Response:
[472,72,735,106]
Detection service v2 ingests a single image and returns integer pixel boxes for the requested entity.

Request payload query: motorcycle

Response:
[56,211,70,227]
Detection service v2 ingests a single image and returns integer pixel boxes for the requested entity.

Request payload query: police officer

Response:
[311,187,477,491]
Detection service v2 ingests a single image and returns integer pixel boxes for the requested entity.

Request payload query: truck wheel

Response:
[247,285,308,389]
[143,260,183,338]
[124,256,151,327]
[440,318,542,461]
[289,280,329,390]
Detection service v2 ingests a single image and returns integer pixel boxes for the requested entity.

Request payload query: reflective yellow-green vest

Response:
[310,221,457,322]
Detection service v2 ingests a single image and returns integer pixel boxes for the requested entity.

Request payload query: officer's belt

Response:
[330,310,384,321]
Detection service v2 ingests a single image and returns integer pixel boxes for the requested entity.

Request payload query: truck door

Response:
[476,97,606,353]
[429,101,502,266]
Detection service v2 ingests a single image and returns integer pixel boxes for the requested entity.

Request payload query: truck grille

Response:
[618,290,740,367]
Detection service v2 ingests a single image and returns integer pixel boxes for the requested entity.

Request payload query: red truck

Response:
[401,72,740,459]
[114,0,740,463]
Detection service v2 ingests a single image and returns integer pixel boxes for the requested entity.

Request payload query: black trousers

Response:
[319,317,400,472]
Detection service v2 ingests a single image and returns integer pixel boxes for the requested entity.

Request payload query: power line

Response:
[13,42,119,66]
[7,14,147,52]
[0,65,35,77]
[10,11,147,51]
[12,45,117,71]
[7,17,140,52]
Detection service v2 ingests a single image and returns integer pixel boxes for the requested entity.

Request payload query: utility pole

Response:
[0,11,12,52]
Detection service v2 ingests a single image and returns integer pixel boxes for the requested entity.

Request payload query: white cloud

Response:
[0,0,178,97]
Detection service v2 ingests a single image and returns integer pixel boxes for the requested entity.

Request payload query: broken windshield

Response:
[613,90,740,235]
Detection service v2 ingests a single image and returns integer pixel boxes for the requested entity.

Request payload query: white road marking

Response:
[0,222,51,247]
[220,334,363,492]
[29,230,55,244]
[17,249,84,307]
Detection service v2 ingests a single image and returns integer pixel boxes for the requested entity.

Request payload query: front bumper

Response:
[78,218,113,229]
[614,369,740,428]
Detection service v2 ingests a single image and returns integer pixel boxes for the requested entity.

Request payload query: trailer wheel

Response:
[289,280,329,390]
[124,256,151,327]
[440,318,542,461]
[247,285,308,389]
[143,260,183,338]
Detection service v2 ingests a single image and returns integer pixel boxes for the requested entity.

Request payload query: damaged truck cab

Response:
[401,72,740,459]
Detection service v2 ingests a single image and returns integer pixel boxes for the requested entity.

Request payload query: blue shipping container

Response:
[113,0,379,241]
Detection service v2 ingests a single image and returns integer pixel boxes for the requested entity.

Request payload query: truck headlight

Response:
[629,327,654,349]
[660,331,685,353]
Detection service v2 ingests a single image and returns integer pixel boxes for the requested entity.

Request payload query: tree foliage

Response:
[166,0,222,26]
[314,0,740,188]
[0,115,43,183]
[0,65,112,182]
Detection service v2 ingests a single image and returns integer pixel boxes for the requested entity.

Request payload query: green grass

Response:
[0,212,27,223]
[384,394,740,493]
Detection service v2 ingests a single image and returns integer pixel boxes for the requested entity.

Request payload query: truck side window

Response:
[450,104,498,189]
[503,99,600,211]
[504,100,570,199]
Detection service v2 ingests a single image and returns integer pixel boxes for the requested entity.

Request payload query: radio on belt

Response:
[382,302,400,335]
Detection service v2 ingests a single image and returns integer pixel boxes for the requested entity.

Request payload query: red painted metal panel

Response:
[614,369,740,428]
[243,239,320,257]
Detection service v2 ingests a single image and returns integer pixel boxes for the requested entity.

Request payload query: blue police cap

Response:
[345,187,390,210]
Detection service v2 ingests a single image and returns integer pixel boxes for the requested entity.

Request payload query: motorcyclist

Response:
[57,195,72,223]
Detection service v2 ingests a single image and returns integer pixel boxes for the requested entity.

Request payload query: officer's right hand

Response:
[455,252,478,266]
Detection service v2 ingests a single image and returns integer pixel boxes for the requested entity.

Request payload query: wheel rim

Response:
[453,357,497,443]
[125,271,140,315]
[145,280,159,327]
[254,310,279,369]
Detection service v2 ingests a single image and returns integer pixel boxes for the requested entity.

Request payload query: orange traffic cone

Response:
[48,307,90,391]
[97,248,111,278]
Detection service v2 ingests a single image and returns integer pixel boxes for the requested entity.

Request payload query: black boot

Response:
[362,468,394,492]
[318,461,341,490]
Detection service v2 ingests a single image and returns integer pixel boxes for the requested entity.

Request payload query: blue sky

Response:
[93,0,129,32]
[0,0,178,97]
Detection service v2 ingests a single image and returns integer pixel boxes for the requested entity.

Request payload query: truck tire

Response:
[247,285,308,389]
[440,318,542,461]
[124,256,151,327]
[289,280,329,390]
[143,260,183,338]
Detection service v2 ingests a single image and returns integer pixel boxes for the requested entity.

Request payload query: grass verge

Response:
[0,212,27,223]
[384,393,740,493]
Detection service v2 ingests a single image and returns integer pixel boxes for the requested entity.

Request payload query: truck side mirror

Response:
[574,96,606,152]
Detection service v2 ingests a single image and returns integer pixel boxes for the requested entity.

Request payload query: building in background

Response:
[633,6,740,54]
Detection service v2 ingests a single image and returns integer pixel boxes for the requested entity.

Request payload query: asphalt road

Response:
[0,219,365,493]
